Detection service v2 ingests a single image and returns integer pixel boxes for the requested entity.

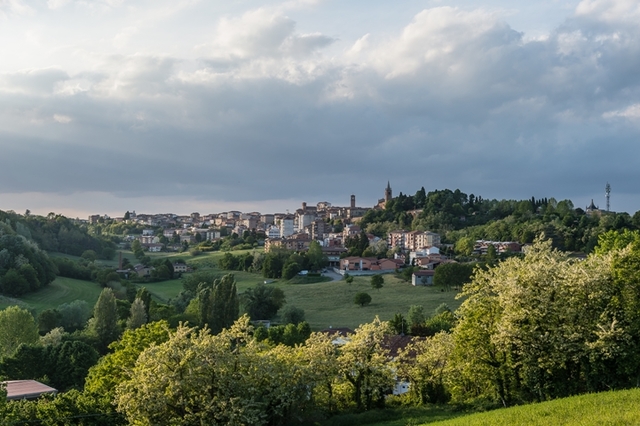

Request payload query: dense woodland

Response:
[3,191,640,424]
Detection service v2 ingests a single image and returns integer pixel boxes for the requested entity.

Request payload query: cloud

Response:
[2,2,640,215]
[204,8,336,62]
[47,0,71,10]
[52,114,72,123]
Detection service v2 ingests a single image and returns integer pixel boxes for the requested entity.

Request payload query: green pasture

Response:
[0,277,104,313]
[327,388,640,426]
[428,388,640,426]
[275,274,461,330]
[3,247,461,331]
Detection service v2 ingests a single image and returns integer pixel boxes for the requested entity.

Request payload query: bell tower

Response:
[384,181,392,203]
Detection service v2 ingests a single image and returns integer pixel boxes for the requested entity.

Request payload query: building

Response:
[3,380,58,401]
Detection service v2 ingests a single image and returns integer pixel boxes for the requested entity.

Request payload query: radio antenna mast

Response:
[605,182,611,212]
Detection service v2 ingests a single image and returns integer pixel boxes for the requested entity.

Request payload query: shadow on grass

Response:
[318,405,472,426]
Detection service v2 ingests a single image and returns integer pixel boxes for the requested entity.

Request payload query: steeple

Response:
[385,181,392,203]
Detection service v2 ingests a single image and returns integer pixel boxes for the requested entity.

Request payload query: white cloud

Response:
[576,0,640,22]
[603,104,640,121]
[53,114,72,123]
[47,0,71,10]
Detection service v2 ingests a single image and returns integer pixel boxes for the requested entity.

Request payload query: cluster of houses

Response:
[88,183,522,284]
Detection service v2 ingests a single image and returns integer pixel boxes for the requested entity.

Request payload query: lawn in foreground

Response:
[429,388,640,426]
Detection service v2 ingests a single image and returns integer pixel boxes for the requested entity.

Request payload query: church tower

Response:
[384,181,392,203]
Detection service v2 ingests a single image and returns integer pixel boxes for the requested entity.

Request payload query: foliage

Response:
[433,262,475,291]
[89,288,120,353]
[114,316,312,426]
[0,234,57,296]
[371,274,385,291]
[450,238,640,406]
[396,332,454,404]
[126,298,147,330]
[354,292,372,307]
[337,317,395,411]
[0,306,39,358]
[280,304,305,325]
[241,283,286,320]
[84,321,171,403]
[196,273,239,334]
[0,340,98,391]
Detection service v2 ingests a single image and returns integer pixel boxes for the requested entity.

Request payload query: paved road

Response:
[322,270,343,282]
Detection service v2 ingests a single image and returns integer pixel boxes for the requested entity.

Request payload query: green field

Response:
[276,274,460,330]
[2,248,461,331]
[0,276,104,313]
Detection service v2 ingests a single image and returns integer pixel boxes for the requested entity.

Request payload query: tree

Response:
[354,292,372,307]
[84,321,171,403]
[89,288,120,352]
[389,313,408,335]
[0,306,39,358]
[408,305,425,328]
[371,274,384,291]
[242,284,286,320]
[126,298,147,330]
[396,332,454,404]
[449,238,640,406]
[345,274,354,285]
[307,240,328,271]
[337,317,394,411]
[280,305,305,325]
[197,273,239,334]
[114,316,311,426]
[433,262,475,291]
[282,261,301,280]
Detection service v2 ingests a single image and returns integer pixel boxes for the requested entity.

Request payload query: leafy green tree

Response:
[450,238,640,406]
[345,274,354,285]
[135,287,152,320]
[280,305,305,325]
[126,298,147,330]
[57,300,91,333]
[307,240,328,271]
[337,317,394,411]
[84,321,171,403]
[38,309,62,334]
[197,273,239,334]
[0,306,39,358]
[81,250,97,262]
[354,292,372,307]
[114,316,311,426]
[389,313,408,334]
[407,305,425,328]
[371,274,384,291]
[89,288,120,353]
[282,261,301,280]
[241,283,286,320]
[433,262,475,291]
[396,332,454,404]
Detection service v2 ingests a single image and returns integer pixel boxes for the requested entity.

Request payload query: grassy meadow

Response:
[323,388,640,426]
[0,276,104,313]
[2,248,461,331]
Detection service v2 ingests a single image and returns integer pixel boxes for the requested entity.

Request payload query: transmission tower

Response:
[605,182,611,212]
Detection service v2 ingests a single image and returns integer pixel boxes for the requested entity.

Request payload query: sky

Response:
[1,0,639,218]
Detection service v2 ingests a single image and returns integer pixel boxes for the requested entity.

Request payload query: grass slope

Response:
[0,277,104,312]
[429,389,640,426]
